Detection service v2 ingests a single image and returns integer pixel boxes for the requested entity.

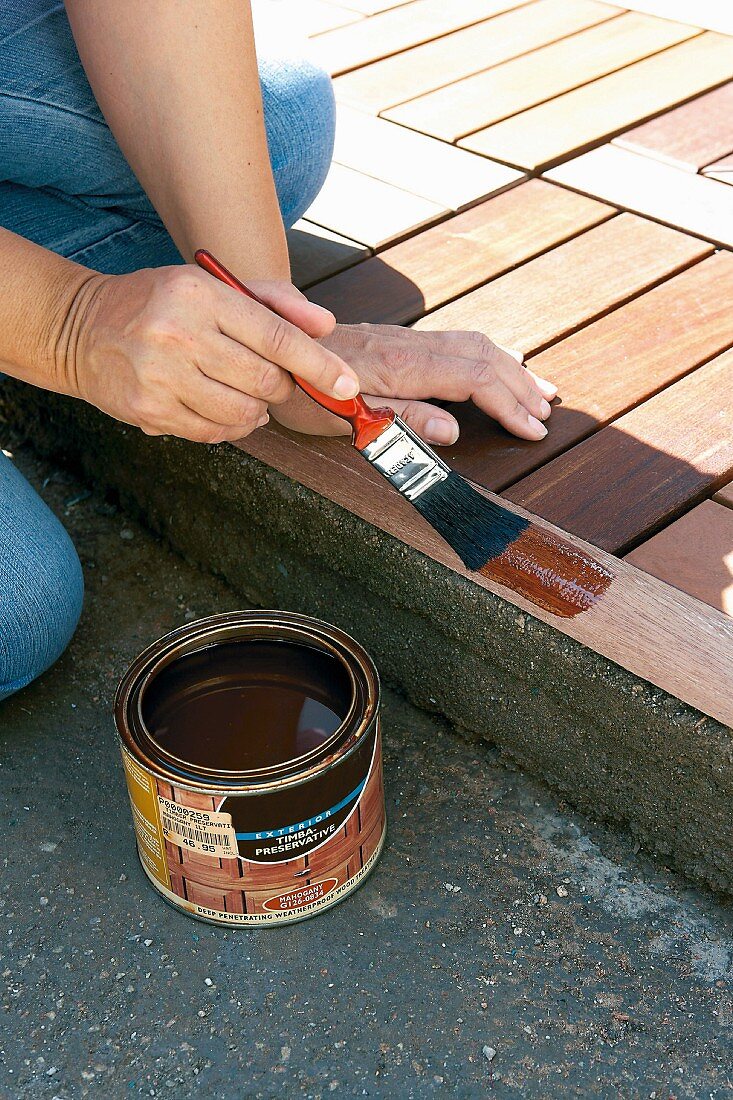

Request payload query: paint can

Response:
[115,611,385,926]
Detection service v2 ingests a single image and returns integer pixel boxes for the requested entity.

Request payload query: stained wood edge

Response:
[235,426,733,728]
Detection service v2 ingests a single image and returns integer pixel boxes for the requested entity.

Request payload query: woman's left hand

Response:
[268,321,558,444]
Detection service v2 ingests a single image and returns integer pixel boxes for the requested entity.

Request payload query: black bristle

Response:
[412,471,529,570]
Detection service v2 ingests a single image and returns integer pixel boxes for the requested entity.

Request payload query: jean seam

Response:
[0,87,106,130]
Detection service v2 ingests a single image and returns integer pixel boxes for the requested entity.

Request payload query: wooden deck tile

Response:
[308,179,613,324]
[441,251,733,491]
[309,0,526,76]
[702,156,733,185]
[333,0,620,114]
[412,213,711,356]
[287,221,369,289]
[302,163,447,250]
[621,1,733,35]
[547,143,733,247]
[625,501,733,616]
[614,83,733,171]
[503,347,733,554]
[324,0,414,13]
[460,32,733,171]
[300,1,364,34]
[714,482,733,509]
[332,106,522,211]
[384,12,695,142]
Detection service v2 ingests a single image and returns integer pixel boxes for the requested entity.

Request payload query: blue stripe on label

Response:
[235,779,366,841]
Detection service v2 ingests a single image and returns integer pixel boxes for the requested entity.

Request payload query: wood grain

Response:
[385,12,695,142]
[308,0,527,76]
[505,348,733,554]
[460,32,733,171]
[303,163,447,250]
[714,482,733,510]
[234,422,733,726]
[287,220,370,289]
[625,501,733,616]
[308,179,613,324]
[614,83,733,171]
[548,143,733,247]
[333,106,522,211]
[412,213,711,355]
[442,251,733,491]
[333,0,620,113]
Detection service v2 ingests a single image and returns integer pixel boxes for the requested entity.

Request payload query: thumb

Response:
[249,279,336,339]
[365,395,460,447]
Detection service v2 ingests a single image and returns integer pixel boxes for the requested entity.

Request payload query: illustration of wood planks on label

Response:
[441,251,733,491]
[333,0,620,113]
[504,347,733,554]
[332,106,522,211]
[614,83,733,171]
[460,33,733,170]
[309,180,612,324]
[547,143,733,247]
[384,12,697,142]
[412,213,711,355]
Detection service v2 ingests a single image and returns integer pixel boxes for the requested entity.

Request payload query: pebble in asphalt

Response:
[1,439,732,1099]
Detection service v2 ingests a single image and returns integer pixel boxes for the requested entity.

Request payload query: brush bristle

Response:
[412,471,529,570]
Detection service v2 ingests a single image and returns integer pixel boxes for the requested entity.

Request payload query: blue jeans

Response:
[0,0,336,701]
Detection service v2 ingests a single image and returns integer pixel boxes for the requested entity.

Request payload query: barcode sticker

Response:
[157,795,238,858]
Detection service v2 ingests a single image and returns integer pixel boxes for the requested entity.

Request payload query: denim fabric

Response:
[0,0,335,700]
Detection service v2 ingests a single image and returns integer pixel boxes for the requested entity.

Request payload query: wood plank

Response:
[287,221,369,289]
[235,422,733,726]
[308,179,613,324]
[504,348,733,554]
[460,32,733,171]
[625,501,733,616]
[412,213,711,356]
[251,0,361,38]
[442,251,733,491]
[621,0,733,35]
[702,155,733,185]
[308,0,527,77]
[302,163,447,250]
[614,83,733,171]
[332,106,522,211]
[714,482,733,510]
[547,143,733,247]
[333,0,621,114]
[323,0,414,13]
[385,12,696,142]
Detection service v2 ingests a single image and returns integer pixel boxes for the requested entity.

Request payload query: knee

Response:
[260,56,336,227]
[0,504,84,702]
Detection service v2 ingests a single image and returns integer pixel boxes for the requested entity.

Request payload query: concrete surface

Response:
[2,386,732,897]
[1,439,732,1099]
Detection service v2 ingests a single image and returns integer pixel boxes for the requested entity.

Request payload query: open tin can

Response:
[115,611,385,926]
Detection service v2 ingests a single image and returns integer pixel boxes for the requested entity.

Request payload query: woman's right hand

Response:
[67,265,357,443]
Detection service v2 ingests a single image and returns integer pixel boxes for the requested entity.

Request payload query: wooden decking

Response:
[247,0,733,722]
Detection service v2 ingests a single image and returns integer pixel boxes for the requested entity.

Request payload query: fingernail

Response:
[425,417,459,445]
[540,399,552,420]
[536,377,558,397]
[333,373,360,399]
[528,414,548,439]
[257,413,270,428]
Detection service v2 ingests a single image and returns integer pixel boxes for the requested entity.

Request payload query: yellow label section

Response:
[158,795,238,859]
[120,747,170,890]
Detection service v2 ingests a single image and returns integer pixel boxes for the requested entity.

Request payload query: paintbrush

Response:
[195,249,612,618]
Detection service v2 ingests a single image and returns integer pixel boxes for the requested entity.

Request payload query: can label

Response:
[120,730,385,925]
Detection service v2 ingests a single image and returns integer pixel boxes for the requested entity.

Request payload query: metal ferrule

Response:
[359,417,449,501]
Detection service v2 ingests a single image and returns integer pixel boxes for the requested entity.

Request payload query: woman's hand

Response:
[269,323,558,444]
[67,267,356,443]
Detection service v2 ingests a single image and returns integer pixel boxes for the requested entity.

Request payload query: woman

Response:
[0,0,556,702]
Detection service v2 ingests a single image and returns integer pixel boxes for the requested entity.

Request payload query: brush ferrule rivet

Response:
[359,419,449,501]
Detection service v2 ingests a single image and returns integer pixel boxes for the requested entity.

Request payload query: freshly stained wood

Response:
[309,0,526,76]
[620,0,733,35]
[413,213,710,355]
[461,32,733,170]
[625,501,733,616]
[703,156,733,185]
[235,423,733,726]
[333,106,522,211]
[309,179,613,324]
[505,348,733,554]
[548,143,733,247]
[385,12,695,142]
[714,481,733,509]
[303,163,446,250]
[287,221,369,289]
[614,83,733,171]
[333,0,620,113]
[443,251,733,490]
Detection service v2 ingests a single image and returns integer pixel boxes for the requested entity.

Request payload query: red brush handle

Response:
[194,249,394,449]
